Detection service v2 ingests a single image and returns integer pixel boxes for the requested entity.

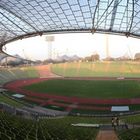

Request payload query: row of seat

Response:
[0,112,98,140]
[0,67,39,85]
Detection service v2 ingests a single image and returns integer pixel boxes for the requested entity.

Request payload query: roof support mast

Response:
[110,0,119,30]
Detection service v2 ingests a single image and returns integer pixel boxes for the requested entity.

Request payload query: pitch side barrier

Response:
[0,102,140,121]
[0,103,68,120]
[70,111,140,118]
[0,102,31,119]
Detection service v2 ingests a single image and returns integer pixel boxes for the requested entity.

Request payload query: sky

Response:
[4,33,140,61]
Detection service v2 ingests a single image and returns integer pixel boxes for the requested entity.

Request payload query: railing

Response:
[0,102,67,120]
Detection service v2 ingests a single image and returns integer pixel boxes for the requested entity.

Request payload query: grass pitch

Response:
[23,79,140,99]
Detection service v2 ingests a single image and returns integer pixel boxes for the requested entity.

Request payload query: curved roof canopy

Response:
[0,0,140,48]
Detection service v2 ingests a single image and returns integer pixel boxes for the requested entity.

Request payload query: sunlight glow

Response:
[5,33,140,61]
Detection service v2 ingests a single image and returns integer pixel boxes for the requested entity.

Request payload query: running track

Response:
[4,77,140,105]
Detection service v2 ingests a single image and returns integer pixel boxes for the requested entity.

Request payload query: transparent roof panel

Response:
[0,0,140,47]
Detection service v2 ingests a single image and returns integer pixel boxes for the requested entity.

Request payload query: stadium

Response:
[0,0,140,140]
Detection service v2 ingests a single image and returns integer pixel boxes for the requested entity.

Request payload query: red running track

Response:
[4,78,140,105]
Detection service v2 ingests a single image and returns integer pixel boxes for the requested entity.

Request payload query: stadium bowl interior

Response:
[0,0,140,140]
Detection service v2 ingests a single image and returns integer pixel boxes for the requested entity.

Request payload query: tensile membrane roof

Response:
[0,0,140,48]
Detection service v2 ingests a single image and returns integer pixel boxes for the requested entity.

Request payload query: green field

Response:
[51,61,140,77]
[23,79,140,98]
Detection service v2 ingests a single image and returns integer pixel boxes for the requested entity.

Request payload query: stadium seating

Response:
[0,67,39,85]
[52,62,140,77]
[0,112,98,140]
[118,128,140,140]
[118,115,140,140]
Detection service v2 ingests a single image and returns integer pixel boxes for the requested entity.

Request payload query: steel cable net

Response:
[0,0,140,47]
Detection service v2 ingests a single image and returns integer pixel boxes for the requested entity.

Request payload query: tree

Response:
[91,54,100,61]
[134,53,140,60]
[84,53,100,62]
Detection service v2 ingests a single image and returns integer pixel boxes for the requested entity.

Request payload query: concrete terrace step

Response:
[96,130,118,140]
[36,65,61,78]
